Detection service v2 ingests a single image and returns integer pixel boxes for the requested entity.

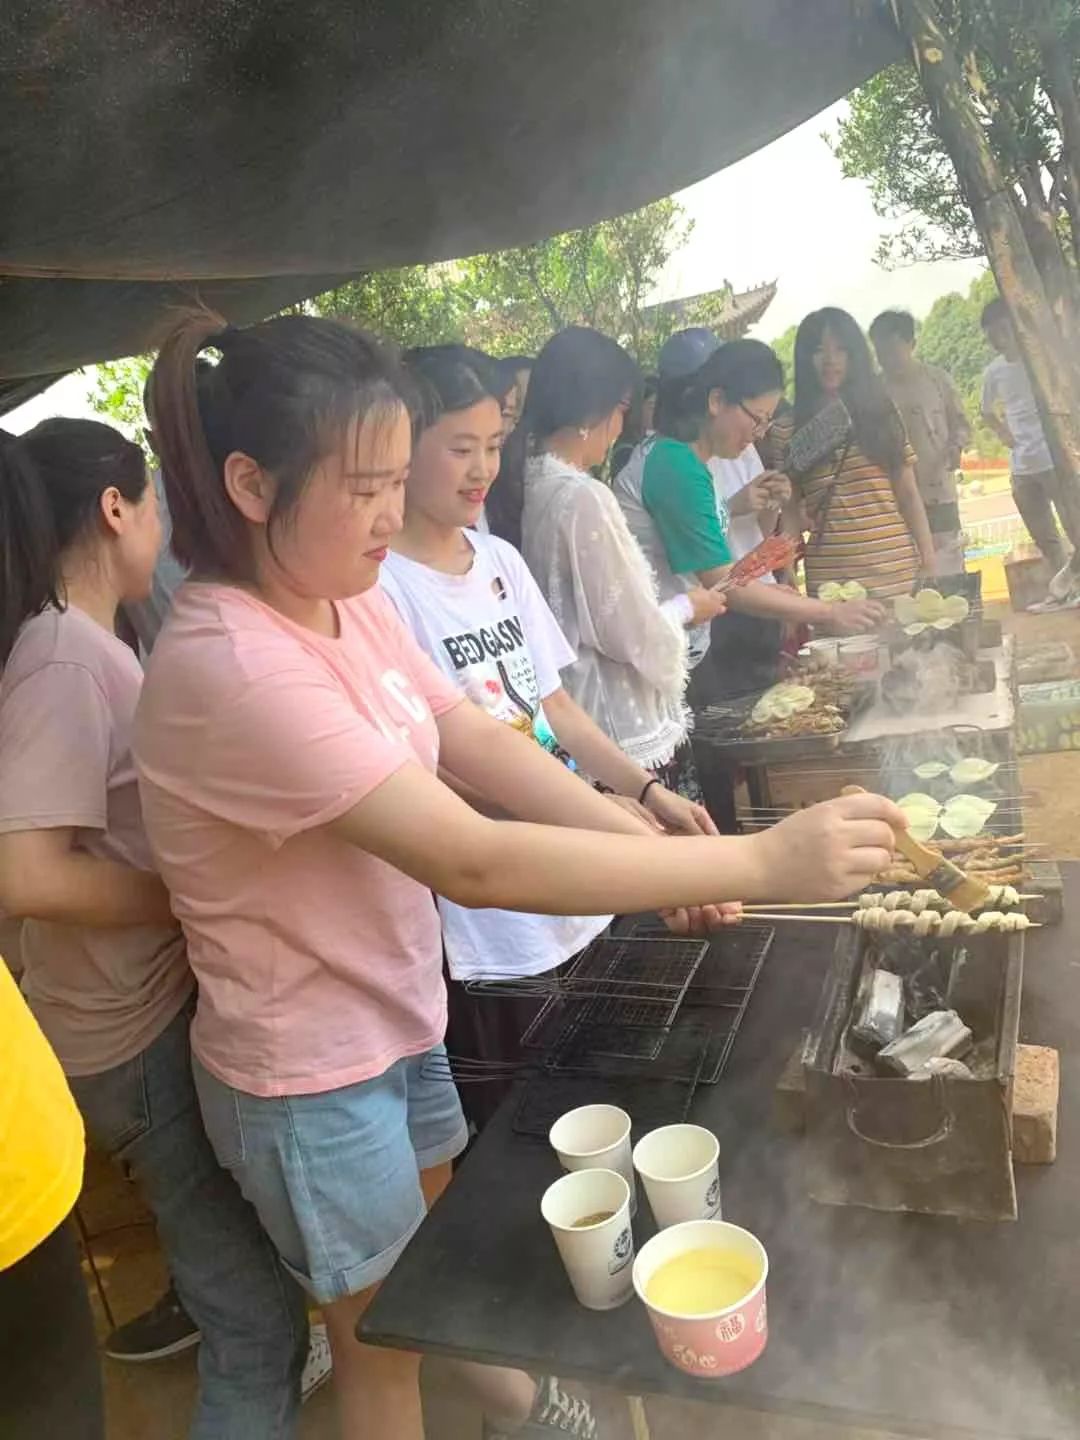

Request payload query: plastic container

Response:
[837,635,882,678]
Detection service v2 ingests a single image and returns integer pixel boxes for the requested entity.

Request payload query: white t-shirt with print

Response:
[708,446,776,583]
[981,355,1053,476]
[381,534,611,981]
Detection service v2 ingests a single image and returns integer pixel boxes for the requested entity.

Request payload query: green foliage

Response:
[831,64,981,266]
[314,198,711,365]
[832,3,1080,270]
[770,324,798,397]
[83,353,154,455]
[916,271,1004,458]
[85,199,724,428]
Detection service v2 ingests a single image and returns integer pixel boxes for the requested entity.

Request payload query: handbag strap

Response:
[807,439,852,551]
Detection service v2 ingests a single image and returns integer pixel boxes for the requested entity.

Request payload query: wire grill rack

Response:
[423,923,773,1137]
[518,935,708,1061]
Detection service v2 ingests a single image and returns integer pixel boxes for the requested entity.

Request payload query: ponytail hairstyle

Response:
[403,344,504,431]
[487,326,639,549]
[147,309,413,578]
[654,339,784,443]
[0,419,147,666]
[792,307,906,478]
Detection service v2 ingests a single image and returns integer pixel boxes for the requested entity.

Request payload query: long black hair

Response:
[792,307,906,477]
[487,326,639,549]
[404,344,503,430]
[0,418,148,665]
[654,340,784,443]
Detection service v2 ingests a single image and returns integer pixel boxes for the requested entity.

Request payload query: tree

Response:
[86,198,729,430]
[83,354,154,456]
[769,325,798,396]
[834,3,1080,293]
[886,0,1080,488]
[916,270,1003,455]
[313,198,719,366]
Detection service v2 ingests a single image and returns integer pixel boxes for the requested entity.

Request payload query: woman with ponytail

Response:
[134,309,903,1438]
[0,420,308,1437]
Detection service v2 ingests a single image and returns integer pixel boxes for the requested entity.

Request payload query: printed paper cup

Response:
[632,1220,768,1378]
[632,1123,720,1229]
[541,1168,634,1311]
[550,1104,636,1214]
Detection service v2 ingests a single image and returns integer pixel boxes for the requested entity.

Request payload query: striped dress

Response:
[798,439,919,601]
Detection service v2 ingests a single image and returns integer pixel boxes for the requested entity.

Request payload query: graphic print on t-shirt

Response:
[442,604,564,759]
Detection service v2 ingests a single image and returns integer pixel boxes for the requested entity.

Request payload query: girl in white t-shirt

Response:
[382,347,720,1125]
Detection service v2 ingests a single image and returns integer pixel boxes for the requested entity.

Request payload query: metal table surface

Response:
[363,870,1080,1439]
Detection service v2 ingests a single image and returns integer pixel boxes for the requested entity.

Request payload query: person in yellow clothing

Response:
[0,958,105,1439]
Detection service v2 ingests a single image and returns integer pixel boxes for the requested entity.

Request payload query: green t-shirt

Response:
[641,437,732,576]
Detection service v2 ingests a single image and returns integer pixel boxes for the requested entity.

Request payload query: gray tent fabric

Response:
[1,0,901,397]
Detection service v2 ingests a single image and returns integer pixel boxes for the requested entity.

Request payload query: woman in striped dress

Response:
[790,308,935,601]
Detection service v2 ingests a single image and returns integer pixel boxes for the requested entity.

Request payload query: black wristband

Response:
[638,777,661,806]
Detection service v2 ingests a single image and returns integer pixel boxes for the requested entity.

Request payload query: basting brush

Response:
[841,785,991,913]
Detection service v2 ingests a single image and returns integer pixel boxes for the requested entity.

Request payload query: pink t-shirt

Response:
[0,607,192,1076]
[134,582,465,1097]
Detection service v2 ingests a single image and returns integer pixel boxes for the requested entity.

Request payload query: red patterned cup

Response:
[632,1220,768,1378]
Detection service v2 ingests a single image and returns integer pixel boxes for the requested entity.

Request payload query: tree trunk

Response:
[1037,10,1080,269]
[1016,162,1080,348]
[890,0,1080,486]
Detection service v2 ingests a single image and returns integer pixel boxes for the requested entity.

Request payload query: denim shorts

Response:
[193,1046,468,1305]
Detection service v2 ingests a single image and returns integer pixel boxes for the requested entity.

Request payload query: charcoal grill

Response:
[801,923,1024,1222]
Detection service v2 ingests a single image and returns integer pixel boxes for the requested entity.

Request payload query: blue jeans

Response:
[70,1003,307,1440]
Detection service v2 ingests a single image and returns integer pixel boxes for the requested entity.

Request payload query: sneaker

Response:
[300,1322,333,1403]
[1027,592,1071,613]
[1048,559,1075,601]
[484,1375,598,1439]
[105,1286,201,1362]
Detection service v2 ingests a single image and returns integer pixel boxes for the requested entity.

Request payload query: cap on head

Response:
[657,327,722,382]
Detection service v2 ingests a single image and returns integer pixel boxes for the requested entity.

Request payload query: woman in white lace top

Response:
[488,327,727,797]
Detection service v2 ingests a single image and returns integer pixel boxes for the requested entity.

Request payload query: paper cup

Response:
[541,1168,634,1311]
[633,1220,768,1378]
[633,1124,720,1229]
[549,1104,636,1214]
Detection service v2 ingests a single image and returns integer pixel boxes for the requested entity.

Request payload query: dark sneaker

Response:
[105,1286,201,1362]
[484,1375,599,1438]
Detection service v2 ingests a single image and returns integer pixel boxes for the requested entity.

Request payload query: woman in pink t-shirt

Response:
[136,311,903,1439]
[0,420,309,1437]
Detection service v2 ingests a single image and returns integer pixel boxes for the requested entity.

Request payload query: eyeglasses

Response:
[739,402,774,438]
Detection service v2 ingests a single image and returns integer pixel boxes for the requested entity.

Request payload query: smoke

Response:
[722,1126,1076,1438]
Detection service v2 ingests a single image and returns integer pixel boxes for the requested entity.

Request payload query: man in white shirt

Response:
[980,298,1080,609]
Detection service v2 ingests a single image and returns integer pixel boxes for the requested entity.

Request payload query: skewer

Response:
[744,912,1040,931]
[742,895,1039,911]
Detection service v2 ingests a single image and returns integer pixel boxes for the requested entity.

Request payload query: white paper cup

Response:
[549,1104,636,1213]
[541,1168,635,1310]
[633,1124,721,1229]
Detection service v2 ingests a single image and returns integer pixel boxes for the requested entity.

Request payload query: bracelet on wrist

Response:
[638,777,661,806]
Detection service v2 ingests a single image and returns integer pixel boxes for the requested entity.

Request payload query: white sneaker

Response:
[301,1322,333,1403]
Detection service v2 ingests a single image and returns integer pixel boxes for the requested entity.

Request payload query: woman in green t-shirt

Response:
[616,336,885,704]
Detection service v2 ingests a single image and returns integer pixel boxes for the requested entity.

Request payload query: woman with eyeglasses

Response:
[488,326,728,806]
[615,333,885,707]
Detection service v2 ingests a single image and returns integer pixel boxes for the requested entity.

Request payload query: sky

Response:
[659,100,985,341]
[5,101,985,434]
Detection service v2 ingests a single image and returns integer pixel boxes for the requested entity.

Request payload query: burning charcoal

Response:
[911,1056,975,1081]
[876,1009,973,1077]
[850,969,905,1056]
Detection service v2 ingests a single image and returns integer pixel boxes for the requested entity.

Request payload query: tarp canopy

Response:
[0,0,902,410]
